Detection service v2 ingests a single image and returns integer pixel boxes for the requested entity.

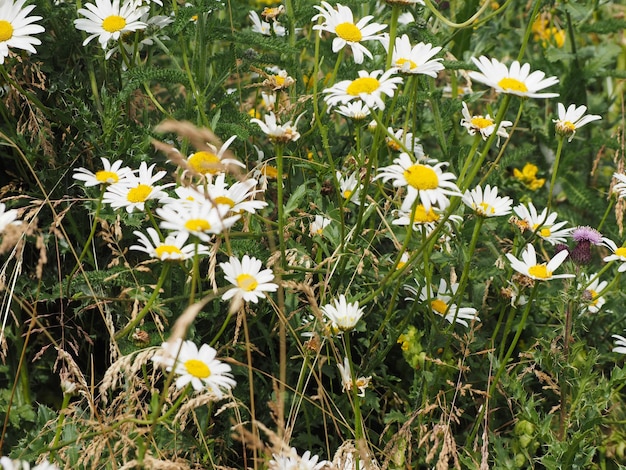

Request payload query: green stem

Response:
[114,263,171,340]
[275,144,286,270]
[385,5,400,70]
[547,136,565,213]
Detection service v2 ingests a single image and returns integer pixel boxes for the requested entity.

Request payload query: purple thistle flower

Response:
[571,226,603,245]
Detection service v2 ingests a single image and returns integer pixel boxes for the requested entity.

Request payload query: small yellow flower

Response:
[513,163,545,191]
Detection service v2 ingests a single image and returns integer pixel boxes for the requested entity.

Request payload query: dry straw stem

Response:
[99,347,160,401]
[119,455,191,470]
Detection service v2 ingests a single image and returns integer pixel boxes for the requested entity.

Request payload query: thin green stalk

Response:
[344,333,363,442]
[517,0,543,61]
[275,143,287,270]
[114,263,171,340]
[67,187,105,288]
[546,136,565,213]
[385,5,400,70]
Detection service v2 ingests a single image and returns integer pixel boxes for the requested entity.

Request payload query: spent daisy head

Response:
[323,69,403,112]
[129,227,210,261]
[462,184,513,217]
[73,157,133,187]
[376,152,461,210]
[312,1,387,64]
[0,0,45,64]
[320,294,364,332]
[219,254,278,304]
[506,243,573,281]
[249,10,286,36]
[468,56,559,98]
[74,0,149,50]
[460,102,512,144]
[553,103,601,142]
[389,35,444,77]
[151,339,236,396]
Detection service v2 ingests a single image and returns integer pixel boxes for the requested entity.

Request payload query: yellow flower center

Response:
[126,184,152,203]
[95,170,119,184]
[273,75,285,87]
[431,299,448,315]
[497,77,529,93]
[0,20,14,42]
[615,247,626,258]
[588,289,599,306]
[236,273,258,292]
[476,202,495,215]
[343,189,353,200]
[155,245,183,258]
[184,359,211,378]
[528,264,551,279]
[539,227,552,237]
[560,121,576,132]
[188,151,220,175]
[102,15,127,33]
[413,204,439,223]
[470,116,494,129]
[396,57,417,70]
[403,164,439,190]
[214,196,235,208]
[346,77,380,96]
[335,22,362,42]
[185,218,211,232]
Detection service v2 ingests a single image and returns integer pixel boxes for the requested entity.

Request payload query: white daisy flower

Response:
[102,161,173,212]
[391,204,462,236]
[579,273,607,314]
[250,111,304,143]
[460,102,512,144]
[512,202,571,245]
[468,56,559,98]
[105,12,173,62]
[336,171,362,204]
[0,458,61,470]
[157,199,240,242]
[462,184,512,217]
[506,244,574,281]
[249,10,286,36]
[74,0,149,50]
[334,101,371,120]
[376,152,461,210]
[613,172,626,199]
[0,0,45,64]
[602,238,626,272]
[185,135,245,178]
[405,278,480,327]
[130,227,209,261]
[337,356,371,397]
[0,203,20,233]
[310,215,331,236]
[151,339,236,396]
[72,157,133,187]
[553,103,601,142]
[612,334,626,355]
[323,69,403,111]
[385,127,425,158]
[269,448,328,470]
[321,295,364,332]
[219,254,278,303]
[205,174,268,215]
[396,251,410,270]
[389,34,444,77]
[312,1,387,64]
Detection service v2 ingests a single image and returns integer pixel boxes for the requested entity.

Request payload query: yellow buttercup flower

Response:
[513,163,545,191]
